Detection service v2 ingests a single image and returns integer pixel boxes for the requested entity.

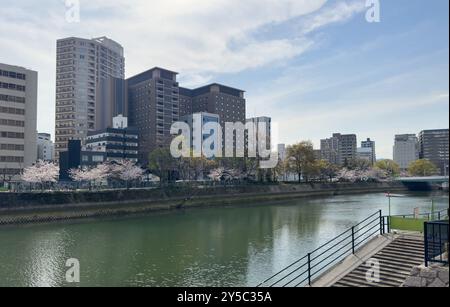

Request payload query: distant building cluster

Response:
[1,36,274,183]
[1,36,449,183]
[319,133,371,167]
[392,129,449,175]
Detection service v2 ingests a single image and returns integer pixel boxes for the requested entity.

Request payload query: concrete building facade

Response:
[96,77,128,131]
[357,147,374,162]
[179,84,245,127]
[321,133,357,166]
[361,138,376,165]
[127,68,180,164]
[55,36,125,160]
[393,134,419,170]
[82,127,139,166]
[320,135,340,165]
[37,133,54,161]
[419,129,449,175]
[0,63,37,181]
[180,84,245,157]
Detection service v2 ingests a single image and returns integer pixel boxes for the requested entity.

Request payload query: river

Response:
[0,191,448,287]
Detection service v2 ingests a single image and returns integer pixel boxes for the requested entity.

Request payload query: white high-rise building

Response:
[55,36,125,161]
[393,134,419,170]
[0,63,38,181]
[37,133,54,161]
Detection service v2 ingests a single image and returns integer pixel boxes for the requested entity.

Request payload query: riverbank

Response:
[0,182,408,226]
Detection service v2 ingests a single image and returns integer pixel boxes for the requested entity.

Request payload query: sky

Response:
[0,0,448,159]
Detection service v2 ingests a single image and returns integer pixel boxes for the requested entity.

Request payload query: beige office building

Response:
[0,63,37,181]
[54,36,125,161]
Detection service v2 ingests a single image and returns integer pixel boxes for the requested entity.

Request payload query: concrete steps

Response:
[332,235,424,287]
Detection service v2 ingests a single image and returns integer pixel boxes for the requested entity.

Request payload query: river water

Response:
[0,191,448,287]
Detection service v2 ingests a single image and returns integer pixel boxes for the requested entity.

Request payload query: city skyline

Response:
[1,0,448,159]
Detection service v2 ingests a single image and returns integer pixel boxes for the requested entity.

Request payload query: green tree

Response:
[408,159,439,177]
[375,159,400,177]
[287,141,316,183]
[316,160,340,182]
[148,148,175,185]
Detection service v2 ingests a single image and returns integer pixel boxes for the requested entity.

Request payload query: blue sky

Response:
[0,0,448,159]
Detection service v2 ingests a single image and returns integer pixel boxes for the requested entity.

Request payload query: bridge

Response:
[396,176,449,191]
[396,176,449,184]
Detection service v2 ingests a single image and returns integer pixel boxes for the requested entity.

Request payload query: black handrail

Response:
[257,210,383,287]
[424,220,449,267]
[257,208,449,287]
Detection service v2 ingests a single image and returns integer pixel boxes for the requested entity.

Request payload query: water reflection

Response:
[0,192,447,287]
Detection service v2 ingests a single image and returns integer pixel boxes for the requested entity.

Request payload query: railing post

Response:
[307,253,312,286]
[424,222,429,267]
[379,210,383,235]
[352,227,355,254]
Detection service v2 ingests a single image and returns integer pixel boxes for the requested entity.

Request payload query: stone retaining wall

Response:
[0,182,406,210]
[403,265,449,287]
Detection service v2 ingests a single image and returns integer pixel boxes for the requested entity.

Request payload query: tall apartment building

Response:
[419,129,449,175]
[361,138,376,164]
[37,133,54,161]
[320,133,357,166]
[179,84,245,125]
[127,67,180,164]
[393,134,419,170]
[180,84,246,156]
[0,63,37,181]
[54,36,125,160]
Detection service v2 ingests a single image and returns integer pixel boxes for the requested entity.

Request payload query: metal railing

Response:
[257,210,384,287]
[257,208,449,287]
[424,220,449,267]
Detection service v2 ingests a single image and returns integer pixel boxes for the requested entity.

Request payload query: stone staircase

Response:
[333,235,424,287]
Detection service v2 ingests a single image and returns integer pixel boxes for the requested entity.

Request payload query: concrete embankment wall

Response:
[0,182,407,225]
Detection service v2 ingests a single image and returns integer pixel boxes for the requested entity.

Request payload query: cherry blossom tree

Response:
[91,163,110,184]
[112,160,145,189]
[337,167,388,183]
[208,167,241,182]
[69,163,111,190]
[22,160,59,190]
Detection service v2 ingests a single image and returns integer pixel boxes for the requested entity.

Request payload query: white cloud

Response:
[1,0,368,139]
[298,0,366,34]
